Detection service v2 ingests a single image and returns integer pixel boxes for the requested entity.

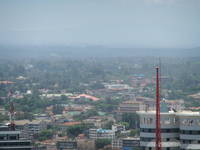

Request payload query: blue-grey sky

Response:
[0,0,200,48]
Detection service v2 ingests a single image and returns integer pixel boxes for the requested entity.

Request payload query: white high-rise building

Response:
[137,110,200,150]
[178,111,200,150]
[137,110,180,150]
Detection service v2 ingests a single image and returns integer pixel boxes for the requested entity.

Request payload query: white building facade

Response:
[138,111,180,150]
[137,111,200,150]
[89,128,115,139]
[178,112,200,150]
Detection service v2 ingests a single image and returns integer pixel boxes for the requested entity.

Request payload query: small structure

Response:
[112,139,122,150]
[118,100,143,113]
[112,124,125,133]
[15,119,49,139]
[122,137,140,150]
[57,141,77,150]
[89,128,115,139]
[71,94,100,102]
[77,139,95,150]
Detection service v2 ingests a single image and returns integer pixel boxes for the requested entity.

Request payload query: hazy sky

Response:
[0,0,200,48]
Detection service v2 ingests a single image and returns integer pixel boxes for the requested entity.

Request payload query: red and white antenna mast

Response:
[156,67,162,150]
[8,90,15,131]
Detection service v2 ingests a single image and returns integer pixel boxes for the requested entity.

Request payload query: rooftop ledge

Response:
[137,111,200,116]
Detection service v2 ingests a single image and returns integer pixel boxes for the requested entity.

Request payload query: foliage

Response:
[0,114,8,122]
[52,104,64,114]
[121,113,139,129]
[36,129,54,141]
[120,122,130,129]
[129,129,139,137]
[1,57,200,119]
[15,112,34,120]
[66,123,91,138]
[102,120,114,129]
[73,109,98,121]
[95,97,123,112]
[95,139,111,149]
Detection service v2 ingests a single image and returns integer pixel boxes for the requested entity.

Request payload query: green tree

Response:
[36,129,54,141]
[129,129,139,137]
[0,114,8,122]
[95,139,111,149]
[52,104,64,114]
[121,113,139,129]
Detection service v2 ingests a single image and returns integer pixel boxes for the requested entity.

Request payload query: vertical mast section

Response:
[8,90,15,131]
[156,67,162,150]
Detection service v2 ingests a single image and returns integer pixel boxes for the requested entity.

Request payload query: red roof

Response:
[0,81,15,84]
[72,94,100,101]
[62,121,81,126]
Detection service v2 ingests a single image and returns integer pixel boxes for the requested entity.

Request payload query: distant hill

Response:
[0,45,200,60]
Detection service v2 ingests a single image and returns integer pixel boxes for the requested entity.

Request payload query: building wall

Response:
[138,111,200,150]
[138,112,180,149]
[89,129,115,140]
[179,115,200,150]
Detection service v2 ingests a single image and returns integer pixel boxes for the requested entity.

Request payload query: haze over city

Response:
[0,0,200,48]
[1,1,200,150]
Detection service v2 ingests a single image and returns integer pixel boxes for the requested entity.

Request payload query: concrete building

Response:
[112,139,122,150]
[112,124,125,133]
[89,128,115,139]
[135,97,185,111]
[15,120,49,139]
[137,110,180,150]
[32,145,47,150]
[56,141,77,150]
[112,137,140,150]
[104,84,132,90]
[0,125,32,150]
[118,100,143,113]
[77,139,95,150]
[137,110,200,150]
[122,137,140,150]
[178,111,200,150]
[117,98,184,115]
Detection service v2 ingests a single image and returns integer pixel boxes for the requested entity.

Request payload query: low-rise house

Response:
[0,107,6,115]
[70,94,100,102]
[36,140,57,150]
[57,141,77,150]
[112,139,122,150]
[117,100,143,113]
[15,119,50,139]
[104,83,132,91]
[59,121,81,131]
[77,139,95,150]
[41,93,73,99]
[112,124,125,133]
[122,137,140,150]
[112,137,140,150]
[89,128,115,139]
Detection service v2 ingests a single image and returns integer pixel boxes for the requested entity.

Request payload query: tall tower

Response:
[156,67,162,150]
[9,102,15,131]
[8,90,15,131]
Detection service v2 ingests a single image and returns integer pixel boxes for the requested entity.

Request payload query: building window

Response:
[163,118,171,125]
[146,118,153,124]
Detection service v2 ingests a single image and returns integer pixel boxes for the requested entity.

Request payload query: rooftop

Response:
[70,94,100,101]
[137,110,176,115]
[96,128,113,133]
[137,110,200,116]
[62,121,81,126]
